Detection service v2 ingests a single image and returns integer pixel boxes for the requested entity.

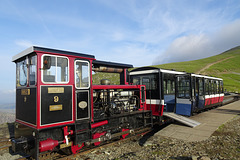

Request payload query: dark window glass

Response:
[177,77,190,98]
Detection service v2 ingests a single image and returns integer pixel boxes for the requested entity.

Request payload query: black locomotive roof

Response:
[130,66,159,72]
[93,60,133,68]
[12,46,95,62]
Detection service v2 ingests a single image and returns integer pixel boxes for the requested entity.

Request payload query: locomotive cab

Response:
[12,46,95,158]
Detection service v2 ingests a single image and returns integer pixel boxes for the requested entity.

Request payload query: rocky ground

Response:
[75,115,240,160]
[0,115,239,160]
[0,112,15,124]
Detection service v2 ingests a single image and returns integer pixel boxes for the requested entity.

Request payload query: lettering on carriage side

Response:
[48,87,64,93]
[49,104,63,111]
[21,89,30,95]
[54,96,59,103]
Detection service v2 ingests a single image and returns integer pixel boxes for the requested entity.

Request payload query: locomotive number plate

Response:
[49,104,63,111]
[48,87,64,93]
[21,89,30,95]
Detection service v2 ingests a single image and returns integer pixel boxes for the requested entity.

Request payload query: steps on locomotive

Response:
[162,112,201,128]
[143,111,153,127]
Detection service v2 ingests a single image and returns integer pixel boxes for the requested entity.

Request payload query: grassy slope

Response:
[152,46,240,92]
[92,46,240,92]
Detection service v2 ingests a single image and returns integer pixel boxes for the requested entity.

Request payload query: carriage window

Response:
[132,77,140,85]
[205,79,209,95]
[75,60,90,88]
[16,59,27,86]
[29,55,37,85]
[167,80,175,94]
[211,80,214,94]
[177,77,190,98]
[220,81,224,93]
[199,79,203,96]
[142,78,150,90]
[216,81,219,94]
[164,80,167,94]
[42,55,69,83]
[213,81,217,94]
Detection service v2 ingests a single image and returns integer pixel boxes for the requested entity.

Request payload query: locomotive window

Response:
[42,55,69,83]
[16,58,28,86]
[75,60,90,88]
[29,55,37,85]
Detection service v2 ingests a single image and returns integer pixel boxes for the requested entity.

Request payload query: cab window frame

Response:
[29,54,37,86]
[74,60,90,89]
[16,57,28,87]
[16,54,37,88]
[41,54,69,84]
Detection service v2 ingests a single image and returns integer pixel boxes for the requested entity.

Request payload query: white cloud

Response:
[2,89,15,94]
[153,19,240,65]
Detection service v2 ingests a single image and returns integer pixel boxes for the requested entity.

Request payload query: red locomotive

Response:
[11,46,224,159]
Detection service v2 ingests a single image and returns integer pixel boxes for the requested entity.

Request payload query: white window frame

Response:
[74,60,90,89]
[41,54,69,84]
[16,57,28,87]
[29,55,37,86]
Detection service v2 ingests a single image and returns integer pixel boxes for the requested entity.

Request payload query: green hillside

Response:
[93,46,240,93]
[152,46,240,93]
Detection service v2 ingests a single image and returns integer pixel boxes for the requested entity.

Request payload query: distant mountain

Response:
[152,45,240,93]
[0,103,15,110]
[0,103,15,114]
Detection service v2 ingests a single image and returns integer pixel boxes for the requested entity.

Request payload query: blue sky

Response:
[0,0,240,104]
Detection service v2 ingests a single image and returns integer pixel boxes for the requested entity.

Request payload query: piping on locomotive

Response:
[11,46,224,159]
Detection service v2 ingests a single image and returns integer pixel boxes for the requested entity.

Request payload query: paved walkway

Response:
[155,100,240,142]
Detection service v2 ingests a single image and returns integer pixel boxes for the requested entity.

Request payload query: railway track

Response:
[0,138,11,151]
[57,127,152,160]
[13,127,151,160]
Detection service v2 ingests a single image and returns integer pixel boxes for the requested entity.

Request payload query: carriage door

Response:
[197,78,204,109]
[192,76,197,111]
[175,75,192,116]
[75,60,90,120]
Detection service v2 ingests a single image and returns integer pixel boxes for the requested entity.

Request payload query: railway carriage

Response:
[129,67,224,117]
[175,73,224,116]
[129,67,186,117]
